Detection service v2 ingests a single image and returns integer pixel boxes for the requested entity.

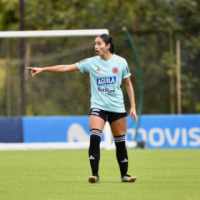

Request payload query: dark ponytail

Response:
[110,42,115,54]
[99,34,115,53]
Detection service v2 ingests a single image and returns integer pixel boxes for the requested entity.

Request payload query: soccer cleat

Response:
[121,174,137,183]
[88,176,99,183]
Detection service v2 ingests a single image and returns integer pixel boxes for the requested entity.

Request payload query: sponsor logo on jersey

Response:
[96,68,100,72]
[97,87,115,94]
[97,76,116,86]
[112,67,119,74]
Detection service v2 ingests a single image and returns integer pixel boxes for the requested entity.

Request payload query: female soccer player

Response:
[28,34,137,184]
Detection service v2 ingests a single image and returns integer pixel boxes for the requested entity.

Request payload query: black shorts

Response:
[89,108,127,124]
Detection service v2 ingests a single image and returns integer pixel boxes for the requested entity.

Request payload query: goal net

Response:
[0,30,108,116]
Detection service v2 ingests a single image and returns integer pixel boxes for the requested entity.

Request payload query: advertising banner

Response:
[22,115,200,149]
[127,115,200,149]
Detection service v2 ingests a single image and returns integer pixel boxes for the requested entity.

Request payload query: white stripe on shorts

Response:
[92,108,100,112]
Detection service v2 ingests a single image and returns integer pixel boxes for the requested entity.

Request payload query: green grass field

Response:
[0,149,199,200]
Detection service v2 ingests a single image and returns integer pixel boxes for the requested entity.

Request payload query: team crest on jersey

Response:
[97,76,116,86]
[112,67,119,74]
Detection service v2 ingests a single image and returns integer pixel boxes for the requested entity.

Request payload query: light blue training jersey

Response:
[76,54,131,113]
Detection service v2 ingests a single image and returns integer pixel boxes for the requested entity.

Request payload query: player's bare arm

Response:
[27,64,78,76]
[124,77,137,120]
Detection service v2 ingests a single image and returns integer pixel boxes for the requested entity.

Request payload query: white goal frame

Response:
[0,29,109,38]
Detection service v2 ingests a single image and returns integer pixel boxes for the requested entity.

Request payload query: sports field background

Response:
[1,1,200,200]
[0,149,199,200]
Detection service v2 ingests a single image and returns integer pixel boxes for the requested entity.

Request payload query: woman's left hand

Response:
[129,107,137,120]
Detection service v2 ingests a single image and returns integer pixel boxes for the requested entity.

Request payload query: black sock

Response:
[114,135,128,178]
[89,129,102,177]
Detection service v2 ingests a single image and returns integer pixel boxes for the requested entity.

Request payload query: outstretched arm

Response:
[28,64,78,76]
[124,77,137,120]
